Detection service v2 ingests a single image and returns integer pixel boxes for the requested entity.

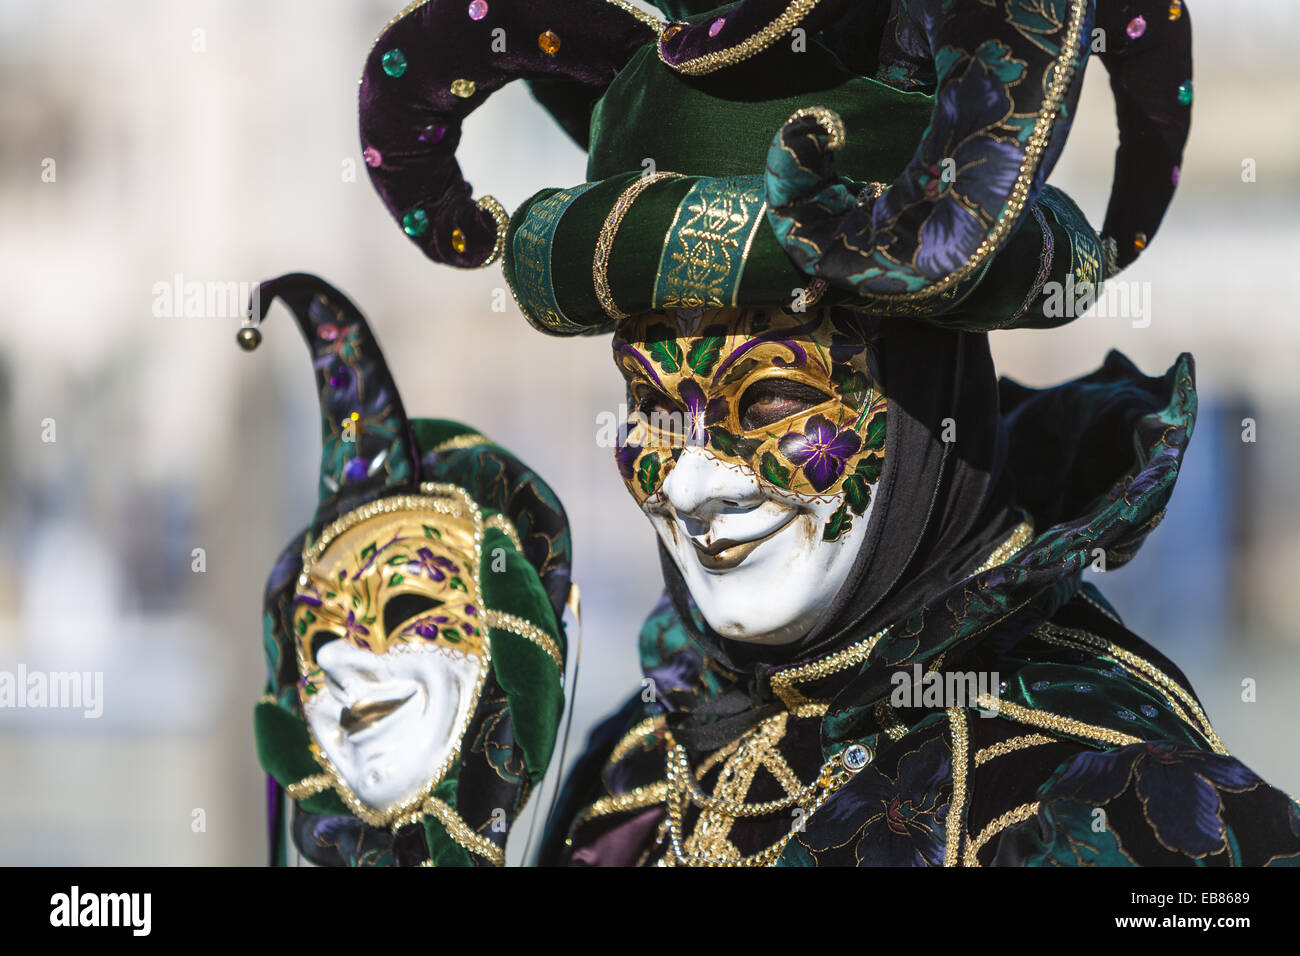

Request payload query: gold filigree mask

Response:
[292,490,491,824]
[294,506,487,691]
[612,308,886,525]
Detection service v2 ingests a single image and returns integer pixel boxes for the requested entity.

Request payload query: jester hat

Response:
[244,273,573,866]
[359,0,1192,334]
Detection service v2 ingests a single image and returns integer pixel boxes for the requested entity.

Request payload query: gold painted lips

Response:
[341,691,415,735]
[690,513,796,571]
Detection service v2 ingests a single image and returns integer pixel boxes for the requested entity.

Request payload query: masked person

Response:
[247,0,1299,865]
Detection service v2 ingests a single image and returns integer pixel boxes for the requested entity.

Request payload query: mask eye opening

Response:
[308,630,340,662]
[382,593,444,637]
[737,378,834,431]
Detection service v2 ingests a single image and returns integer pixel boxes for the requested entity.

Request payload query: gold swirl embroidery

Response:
[874,700,908,741]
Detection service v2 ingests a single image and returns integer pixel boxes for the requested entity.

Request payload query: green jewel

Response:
[1176,80,1193,106]
[382,49,408,78]
[402,209,429,237]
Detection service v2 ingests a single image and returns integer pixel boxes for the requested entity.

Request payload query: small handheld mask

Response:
[245,274,572,866]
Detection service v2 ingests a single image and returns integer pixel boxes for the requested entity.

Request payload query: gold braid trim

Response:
[973,733,1056,767]
[784,106,846,151]
[605,0,665,35]
[429,431,490,454]
[483,608,565,677]
[945,707,970,866]
[974,694,1143,748]
[769,626,889,713]
[607,715,667,766]
[285,774,333,800]
[594,171,684,320]
[972,520,1034,575]
[1037,623,1228,755]
[576,782,670,827]
[870,0,1090,302]
[475,195,509,269]
[963,801,1040,867]
[768,519,1036,713]
[484,512,523,553]
[421,796,505,865]
[660,0,821,76]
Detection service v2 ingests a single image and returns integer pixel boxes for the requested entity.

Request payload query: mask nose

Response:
[660,447,764,523]
[316,639,384,697]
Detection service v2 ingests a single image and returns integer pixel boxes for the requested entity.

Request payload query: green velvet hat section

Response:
[504,41,936,336]
[586,43,933,183]
[480,524,566,785]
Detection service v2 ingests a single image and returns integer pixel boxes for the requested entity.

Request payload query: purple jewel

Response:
[708,17,725,37]
[329,364,349,388]
[1126,15,1146,39]
[362,146,382,168]
[467,0,487,20]
[418,124,446,145]
[1171,165,1181,185]
[343,457,369,482]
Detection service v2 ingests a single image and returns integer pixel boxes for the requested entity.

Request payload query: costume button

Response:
[841,744,872,773]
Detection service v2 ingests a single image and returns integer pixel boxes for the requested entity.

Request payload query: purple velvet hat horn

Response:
[359,0,658,269]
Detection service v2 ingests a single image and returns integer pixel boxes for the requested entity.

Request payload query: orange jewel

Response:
[451,228,467,254]
[538,30,560,55]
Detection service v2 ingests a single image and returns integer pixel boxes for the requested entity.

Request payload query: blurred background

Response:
[0,1,1296,864]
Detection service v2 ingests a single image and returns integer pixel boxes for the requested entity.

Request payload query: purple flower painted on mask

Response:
[615,440,641,480]
[777,414,862,492]
[405,546,447,582]
[343,610,371,649]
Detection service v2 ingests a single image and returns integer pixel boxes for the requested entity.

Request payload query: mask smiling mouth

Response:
[689,511,797,572]
[340,690,417,735]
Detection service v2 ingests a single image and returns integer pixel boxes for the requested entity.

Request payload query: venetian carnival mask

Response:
[613,308,886,645]
[293,493,489,823]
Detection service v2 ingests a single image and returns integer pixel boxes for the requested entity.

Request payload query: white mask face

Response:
[293,504,490,821]
[646,447,875,644]
[304,640,481,812]
[613,308,887,646]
